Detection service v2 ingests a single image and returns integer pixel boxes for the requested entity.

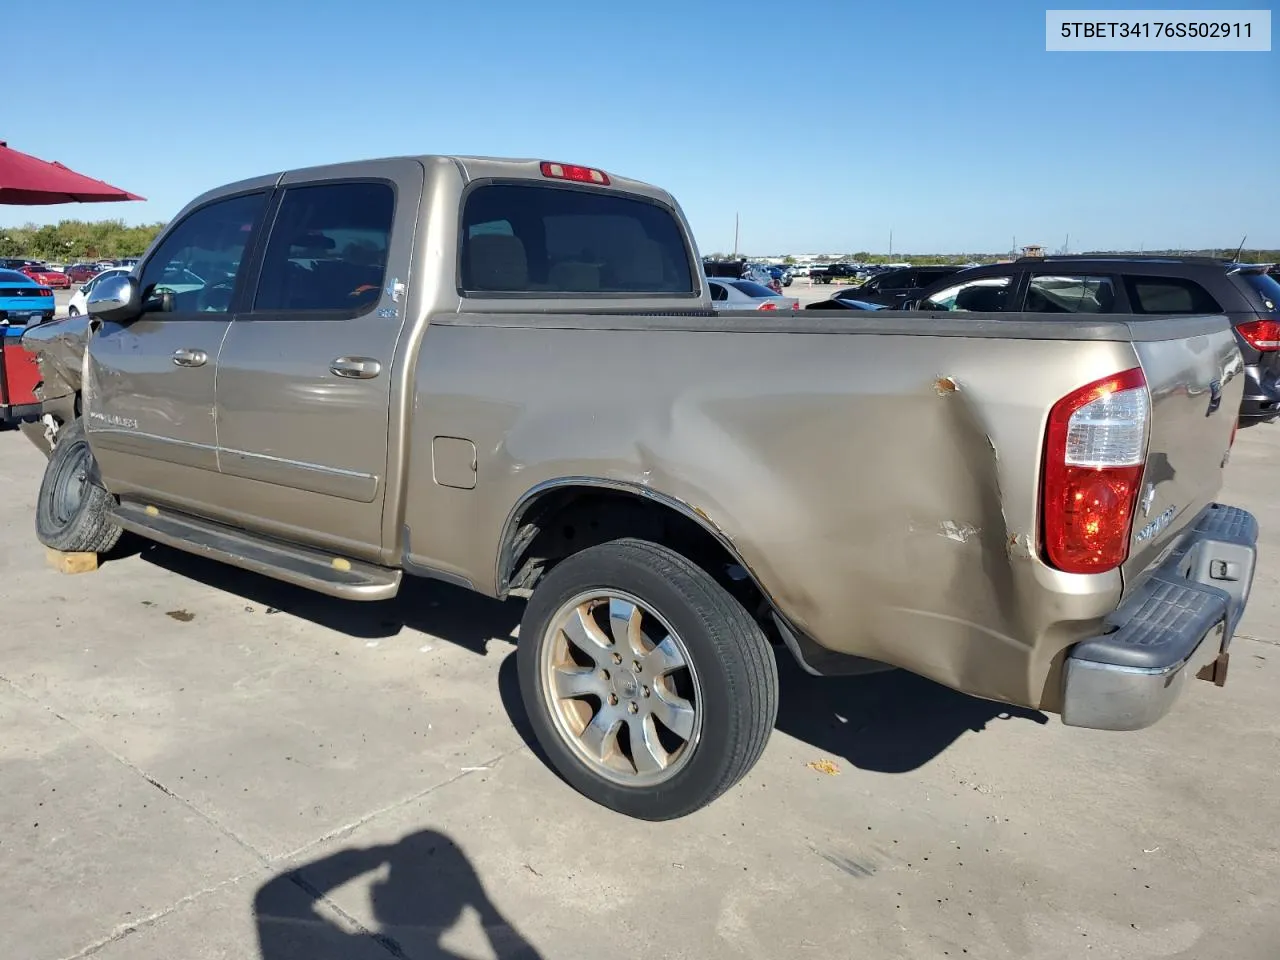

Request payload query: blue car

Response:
[0,268,55,329]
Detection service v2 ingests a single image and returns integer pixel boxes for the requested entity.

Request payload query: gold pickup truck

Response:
[20,156,1259,820]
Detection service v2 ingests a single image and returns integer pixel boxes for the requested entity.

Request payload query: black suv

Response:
[909,256,1280,423]
[833,265,965,307]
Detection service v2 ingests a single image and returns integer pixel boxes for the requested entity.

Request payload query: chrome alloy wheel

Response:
[539,590,703,787]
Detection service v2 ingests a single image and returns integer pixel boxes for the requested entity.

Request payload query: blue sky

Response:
[2,0,1275,253]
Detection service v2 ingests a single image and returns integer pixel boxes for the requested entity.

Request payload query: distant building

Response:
[1021,244,1045,258]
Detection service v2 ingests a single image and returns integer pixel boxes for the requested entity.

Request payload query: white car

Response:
[707,278,799,312]
[67,267,131,316]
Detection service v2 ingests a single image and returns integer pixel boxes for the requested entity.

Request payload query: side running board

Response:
[112,501,401,601]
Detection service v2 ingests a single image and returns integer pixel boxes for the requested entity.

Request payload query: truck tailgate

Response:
[1124,318,1243,588]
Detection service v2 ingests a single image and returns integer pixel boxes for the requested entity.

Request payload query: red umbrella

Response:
[0,140,144,205]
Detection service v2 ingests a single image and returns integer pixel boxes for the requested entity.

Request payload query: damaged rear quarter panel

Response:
[403,318,1138,709]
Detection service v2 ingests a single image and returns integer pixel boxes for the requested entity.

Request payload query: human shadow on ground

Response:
[139,541,1047,773]
[254,828,543,959]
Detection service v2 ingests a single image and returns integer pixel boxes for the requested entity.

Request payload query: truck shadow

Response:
[497,650,1049,777]
[254,827,543,959]
[139,543,1048,775]
[139,543,521,656]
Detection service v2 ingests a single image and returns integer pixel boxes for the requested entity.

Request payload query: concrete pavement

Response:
[1,413,1278,959]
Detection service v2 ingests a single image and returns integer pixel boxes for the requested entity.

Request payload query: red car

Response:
[19,264,71,289]
[65,262,102,283]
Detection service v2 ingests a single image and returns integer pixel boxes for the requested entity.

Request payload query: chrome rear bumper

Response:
[1061,504,1258,731]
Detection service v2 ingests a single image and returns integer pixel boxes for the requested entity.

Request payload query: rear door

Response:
[85,190,269,503]
[208,160,423,558]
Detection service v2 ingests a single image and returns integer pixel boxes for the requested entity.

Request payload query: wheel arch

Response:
[496,477,775,607]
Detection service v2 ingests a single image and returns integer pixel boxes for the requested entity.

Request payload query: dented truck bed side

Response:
[396,310,1241,714]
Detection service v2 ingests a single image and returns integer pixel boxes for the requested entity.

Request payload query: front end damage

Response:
[15,314,89,455]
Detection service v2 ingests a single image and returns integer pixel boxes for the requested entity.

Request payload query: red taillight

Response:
[791,300,799,311]
[539,161,610,186]
[1041,367,1150,574]
[757,301,778,311]
[1237,319,1280,351]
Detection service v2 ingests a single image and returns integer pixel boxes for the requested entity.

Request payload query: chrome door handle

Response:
[330,357,382,379]
[172,348,208,367]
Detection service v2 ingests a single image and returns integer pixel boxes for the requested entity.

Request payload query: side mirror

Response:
[86,274,142,324]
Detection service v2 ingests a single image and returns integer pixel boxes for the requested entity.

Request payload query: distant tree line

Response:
[0,219,165,262]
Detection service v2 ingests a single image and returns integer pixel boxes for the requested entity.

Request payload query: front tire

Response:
[517,538,779,820]
[35,418,122,554]
[68,305,79,317]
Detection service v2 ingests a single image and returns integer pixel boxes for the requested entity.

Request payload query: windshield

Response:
[729,280,778,298]
[1241,270,1280,311]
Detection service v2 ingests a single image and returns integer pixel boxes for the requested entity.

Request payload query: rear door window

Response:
[1025,274,1117,313]
[1124,276,1222,314]
[461,183,695,295]
[253,181,395,316]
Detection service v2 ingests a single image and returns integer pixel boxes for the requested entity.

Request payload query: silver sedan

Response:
[707,278,799,312]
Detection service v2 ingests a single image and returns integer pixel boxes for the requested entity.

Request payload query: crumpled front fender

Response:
[21,313,88,403]
[17,315,89,455]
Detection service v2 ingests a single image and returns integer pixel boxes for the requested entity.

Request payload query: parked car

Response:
[702,258,743,278]
[0,268,56,327]
[1,268,53,425]
[67,267,132,316]
[1,325,42,425]
[66,262,103,283]
[766,265,793,287]
[908,255,1280,424]
[20,155,1258,823]
[708,278,799,311]
[833,265,966,307]
[740,262,774,286]
[19,263,71,289]
[810,262,860,284]
[803,297,888,310]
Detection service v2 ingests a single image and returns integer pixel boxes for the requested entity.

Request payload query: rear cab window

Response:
[460,183,695,297]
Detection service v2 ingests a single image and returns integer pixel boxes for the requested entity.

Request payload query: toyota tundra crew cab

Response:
[20,155,1260,820]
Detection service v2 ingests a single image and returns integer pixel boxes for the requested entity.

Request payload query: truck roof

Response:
[191,155,678,210]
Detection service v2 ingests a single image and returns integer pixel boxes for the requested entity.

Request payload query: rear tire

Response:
[35,418,122,554]
[517,537,779,820]
[68,306,79,317]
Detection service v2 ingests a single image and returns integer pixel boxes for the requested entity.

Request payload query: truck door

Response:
[84,190,270,503]
[209,161,423,559]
